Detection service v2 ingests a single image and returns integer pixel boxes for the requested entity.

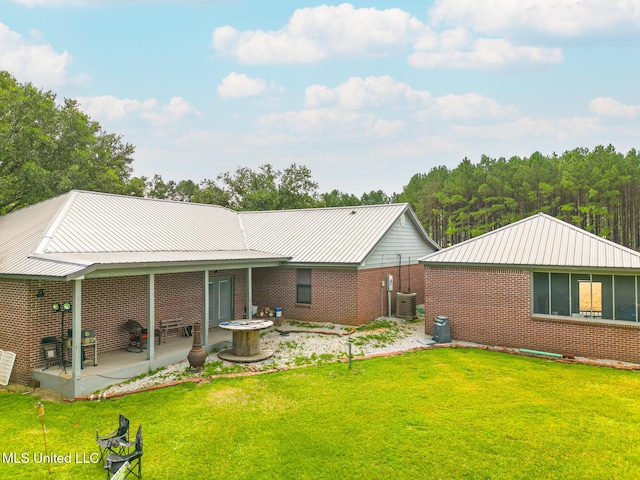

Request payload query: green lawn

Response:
[2,348,640,479]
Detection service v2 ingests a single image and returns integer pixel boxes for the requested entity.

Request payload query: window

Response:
[578,280,602,317]
[615,275,636,321]
[296,269,311,304]
[533,272,637,322]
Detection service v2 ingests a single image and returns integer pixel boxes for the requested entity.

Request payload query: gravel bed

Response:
[99,317,430,396]
[98,317,640,397]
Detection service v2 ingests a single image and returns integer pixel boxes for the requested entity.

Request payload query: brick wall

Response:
[424,266,640,364]
[82,276,148,353]
[357,264,425,324]
[155,272,204,340]
[252,267,359,325]
[0,279,73,384]
[252,264,425,326]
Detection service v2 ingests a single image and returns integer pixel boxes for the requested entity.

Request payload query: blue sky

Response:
[2,1,640,196]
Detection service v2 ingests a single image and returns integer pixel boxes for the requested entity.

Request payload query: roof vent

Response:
[350,210,356,215]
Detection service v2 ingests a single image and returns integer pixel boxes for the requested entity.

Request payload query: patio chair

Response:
[96,414,130,461]
[125,320,147,352]
[105,425,143,480]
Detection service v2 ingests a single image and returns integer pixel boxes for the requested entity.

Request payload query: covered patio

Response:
[32,325,233,398]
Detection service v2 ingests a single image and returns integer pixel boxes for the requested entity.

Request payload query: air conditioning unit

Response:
[396,292,417,320]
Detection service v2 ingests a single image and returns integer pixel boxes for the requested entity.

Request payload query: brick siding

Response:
[253,264,425,327]
[1,264,428,386]
[424,266,640,364]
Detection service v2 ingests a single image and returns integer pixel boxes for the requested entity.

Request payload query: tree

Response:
[218,163,319,211]
[360,190,390,205]
[278,163,318,209]
[319,189,361,207]
[0,71,140,213]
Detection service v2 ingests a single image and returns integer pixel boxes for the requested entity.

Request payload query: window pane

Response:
[296,269,311,304]
[297,269,311,285]
[533,272,549,314]
[571,274,589,316]
[297,285,311,304]
[615,275,636,321]
[550,273,570,316]
[593,275,613,319]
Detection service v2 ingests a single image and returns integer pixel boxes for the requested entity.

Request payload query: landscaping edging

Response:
[65,342,640,401]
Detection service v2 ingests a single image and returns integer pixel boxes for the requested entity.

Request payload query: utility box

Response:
[396,292,417,320]
[433,316,451,343]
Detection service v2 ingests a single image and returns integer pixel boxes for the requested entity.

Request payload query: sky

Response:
[2,1,640,196]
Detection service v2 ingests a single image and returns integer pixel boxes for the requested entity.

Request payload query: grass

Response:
[284,320,336,330]
[2,348,640,479]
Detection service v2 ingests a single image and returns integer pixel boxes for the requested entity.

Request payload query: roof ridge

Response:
[239,203,408,215]
[34,191,79,254]
[539,212,640,258]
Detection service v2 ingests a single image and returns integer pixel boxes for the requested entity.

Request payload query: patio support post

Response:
[147,273,155,361]
[71,279,82,380]
[203,270,209,347]
[246,267,252,320]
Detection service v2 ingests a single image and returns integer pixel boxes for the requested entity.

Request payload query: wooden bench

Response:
[158,318,191,343]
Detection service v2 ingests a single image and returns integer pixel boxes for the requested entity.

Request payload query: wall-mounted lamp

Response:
[36,288,45,298]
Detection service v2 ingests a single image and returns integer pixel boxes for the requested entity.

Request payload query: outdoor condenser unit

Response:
[396,292,417,320]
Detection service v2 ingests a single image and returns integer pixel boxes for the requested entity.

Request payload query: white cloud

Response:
[141,97,201,128]
[11,0,231,6]
[259,108,401,139]
[429,0,640,38]
[0,22,86,87]
[217,72,267,100]
[422,93,518,120]
[212,3,425,64]
[77,95,200,128]
[259,108,372,133]
[409,37,563,70]
[210,3,571,70]
[77,95,158,120]
[305,75,431,110]
[452,116,601,142]
[371,119,405,138]
[589,97,640,118]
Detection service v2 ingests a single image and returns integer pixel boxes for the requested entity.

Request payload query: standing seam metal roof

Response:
[239,203,436,264]
[0,191,437,278]
[419,212,640,269]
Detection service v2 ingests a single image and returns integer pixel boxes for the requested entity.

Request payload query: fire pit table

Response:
[217,320,274,362]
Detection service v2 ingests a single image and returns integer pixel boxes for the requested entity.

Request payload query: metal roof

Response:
[419,212,640,270]
[0,191,436,278]
[38,191,247,253]
[0,194,82,277]
[240,203,437,264]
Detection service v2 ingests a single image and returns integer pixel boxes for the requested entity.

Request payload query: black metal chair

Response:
[125,320,147,352]
[96,414,130,461]
[105,425,143,479]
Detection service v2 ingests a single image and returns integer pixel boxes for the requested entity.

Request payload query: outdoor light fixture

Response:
[36,288,45,298]
[51,302,72,373]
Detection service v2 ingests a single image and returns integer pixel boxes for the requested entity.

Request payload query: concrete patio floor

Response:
[32,327,232,398]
